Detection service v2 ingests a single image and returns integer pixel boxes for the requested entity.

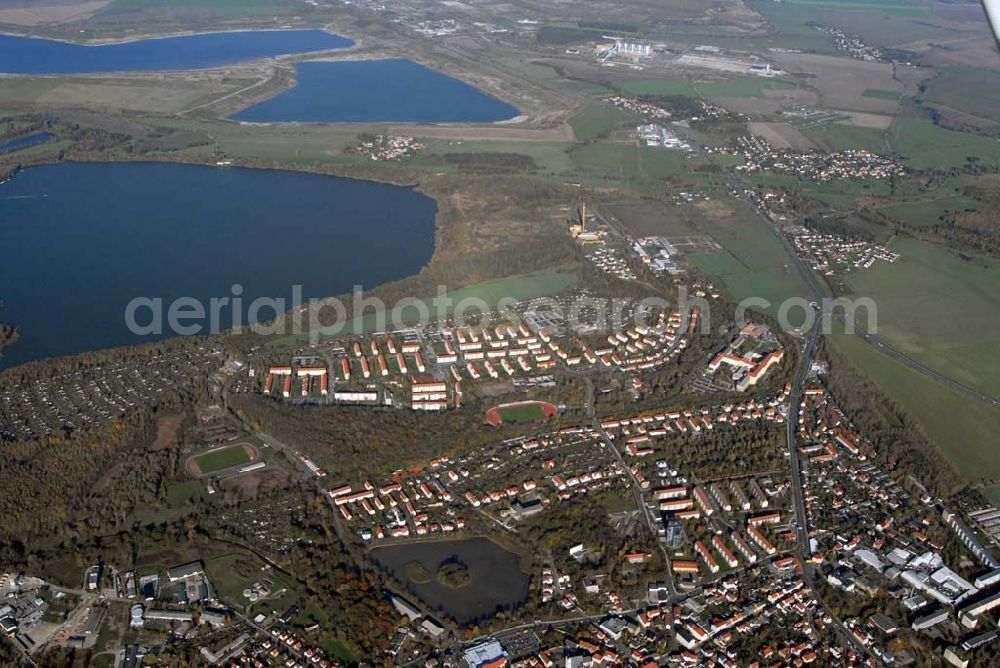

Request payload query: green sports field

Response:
[498,403,547,423]
[194,444,252,474]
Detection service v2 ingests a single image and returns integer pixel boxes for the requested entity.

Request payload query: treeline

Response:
[637,95,703,118]
[0,145,66,182]
[804,211,877,242]
[936,206,1000,256]
[820,337,962,496]
[860,165,1000,257]
[0,639,19,667]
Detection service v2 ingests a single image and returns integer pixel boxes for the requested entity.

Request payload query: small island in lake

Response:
[0,323,18,358]
[0,302,19,362]
[435,558,471,589]
[403,561,433,585]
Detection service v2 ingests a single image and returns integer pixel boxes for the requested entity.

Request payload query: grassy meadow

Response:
[843,237,1000,397]
[832,331,1000,482]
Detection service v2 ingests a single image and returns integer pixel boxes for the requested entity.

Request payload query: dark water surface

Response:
[232,58,519,123]
[371,538,529,624]
[0,162,436,370]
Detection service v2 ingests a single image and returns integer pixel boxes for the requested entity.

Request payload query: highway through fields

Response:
[731,176,1000,407]
[782,307,873,659]
[705,173,875,656]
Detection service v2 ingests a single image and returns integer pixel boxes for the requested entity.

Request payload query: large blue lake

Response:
[0,30,352,74]
[232,59,519,123]
[0,162,436,370]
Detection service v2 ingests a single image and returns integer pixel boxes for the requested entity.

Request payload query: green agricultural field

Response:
[862,88,902,100]
[616,78,798,99]
[194,444,252,473]
[748,3,842,52]
[751,0,935,51]
[921,67,1000,126]
[686,202,813,325]
[415,140,574,175]
[745,172,891,211]
[617,80,698,97]
[843,238,1000,397]
[800,124,889,153]
[568,142,701,191]
[831,332,1000,482]
[570,103,639,142]
[773,0,929,16]
[687,252,746,277]
[886,118,1000,170]
[877,195,980,228]
[498,403,546,423]
[698,79,800,98]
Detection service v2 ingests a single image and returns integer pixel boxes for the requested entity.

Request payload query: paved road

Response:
[593,403,679,599]
[829,312,999,406]
[580,307,694,601]
[785,320,820,558]
[783,311,872,660]
[462,607,642,646]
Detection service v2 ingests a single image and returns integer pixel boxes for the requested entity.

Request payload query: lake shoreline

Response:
[230,58,519,124]
[0,29,355,75]
[0,160,437,371]
[0,26,352,48]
